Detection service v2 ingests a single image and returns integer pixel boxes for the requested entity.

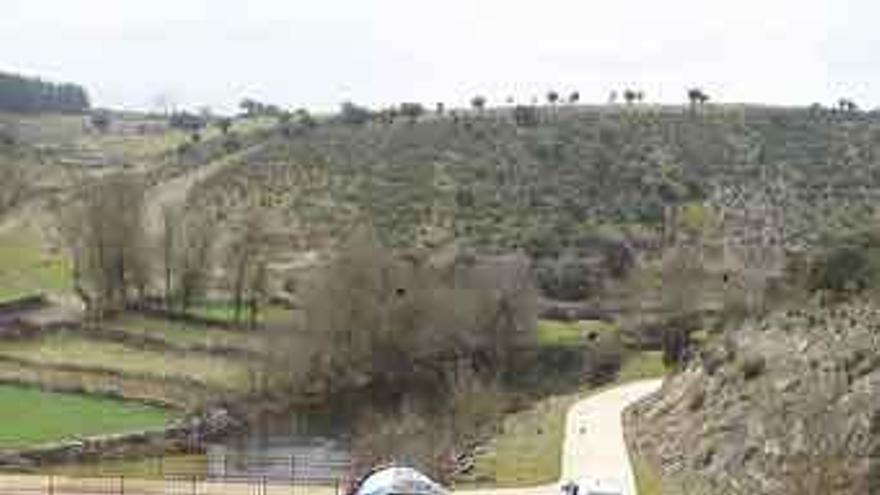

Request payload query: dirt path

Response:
[144,142,269,235]
[457,379,662,495]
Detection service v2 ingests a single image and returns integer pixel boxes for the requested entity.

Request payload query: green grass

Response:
[187,301,291,326]
[462,350,669,488]
[537,319,617,346]
[0,226,70,302]
[0,332,251,390]
[463,392,580,487]
[109,313,265,352]
[618,350,668,382]
[0,384,173,449]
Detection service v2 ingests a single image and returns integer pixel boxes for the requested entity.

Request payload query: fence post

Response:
[47,474,54,495]
[191,475,197,495]
[290,454,295,480]
[119,475,125,495]
[262,475,268,495]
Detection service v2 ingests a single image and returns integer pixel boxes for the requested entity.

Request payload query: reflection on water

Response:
[206,408,352,481]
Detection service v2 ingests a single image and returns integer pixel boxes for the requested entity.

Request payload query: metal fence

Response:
[0,474,343,495]
[0,454,349,495]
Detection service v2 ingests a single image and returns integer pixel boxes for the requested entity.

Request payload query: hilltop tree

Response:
[569,91,580,104]
[435,102,445,116]
[339,101,373,125]
[399,102,426,123]
[470,95,487,113]
[239,98,260,117]
[623,89,637,105]
[513,105,540,127]
[547,91,559,106]
[687,88,709,107]
[837,98,858,113]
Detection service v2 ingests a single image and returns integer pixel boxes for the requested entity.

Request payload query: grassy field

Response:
[109,313,265,352]
[0,332,251,390]
[536,319,617,346]
[186,301,292,326]
[462,350,669,487]
[0,226,70,302]
[0,384,173,449]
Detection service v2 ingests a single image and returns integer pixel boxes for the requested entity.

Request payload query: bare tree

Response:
[264,230,537,394]
[159,206,216,313]
[470,95,487,114]
[57,172,150,320]
[226,209,270,328]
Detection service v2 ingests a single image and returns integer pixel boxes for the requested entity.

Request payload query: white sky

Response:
[1,0,876,113]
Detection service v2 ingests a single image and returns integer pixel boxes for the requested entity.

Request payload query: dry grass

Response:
[0,225,70,302]
[109,313,265,352]
[0,332,251,390]
[0,358,212,409]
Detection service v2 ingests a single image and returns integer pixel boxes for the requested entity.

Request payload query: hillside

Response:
[626,302,879,494]
[185,105,880,260]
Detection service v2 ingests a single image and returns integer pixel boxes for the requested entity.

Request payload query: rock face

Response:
[626,303,880,495]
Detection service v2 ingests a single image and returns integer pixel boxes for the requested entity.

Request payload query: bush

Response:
[222,133,242,153]
[808,244,878,294]
[739,354,766,380]
[534,254,603,301]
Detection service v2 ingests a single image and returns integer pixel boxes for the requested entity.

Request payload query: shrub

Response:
[534,254,603,301]
[739,354,765,380]
[222,133,242,153]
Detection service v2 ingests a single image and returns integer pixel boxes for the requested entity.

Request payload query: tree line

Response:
[0,71,90,113]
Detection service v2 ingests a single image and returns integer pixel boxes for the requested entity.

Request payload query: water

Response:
[205,408,352,482]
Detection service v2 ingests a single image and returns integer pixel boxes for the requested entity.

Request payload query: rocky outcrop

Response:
[626,302,880,495]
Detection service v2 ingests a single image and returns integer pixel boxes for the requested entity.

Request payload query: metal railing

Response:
[0,473,343,495]
[0,454,349,495]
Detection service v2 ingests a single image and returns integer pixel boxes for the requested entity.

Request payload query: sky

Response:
[1,0,876,113]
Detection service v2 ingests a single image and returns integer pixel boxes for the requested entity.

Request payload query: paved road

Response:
[457,379,663,495]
